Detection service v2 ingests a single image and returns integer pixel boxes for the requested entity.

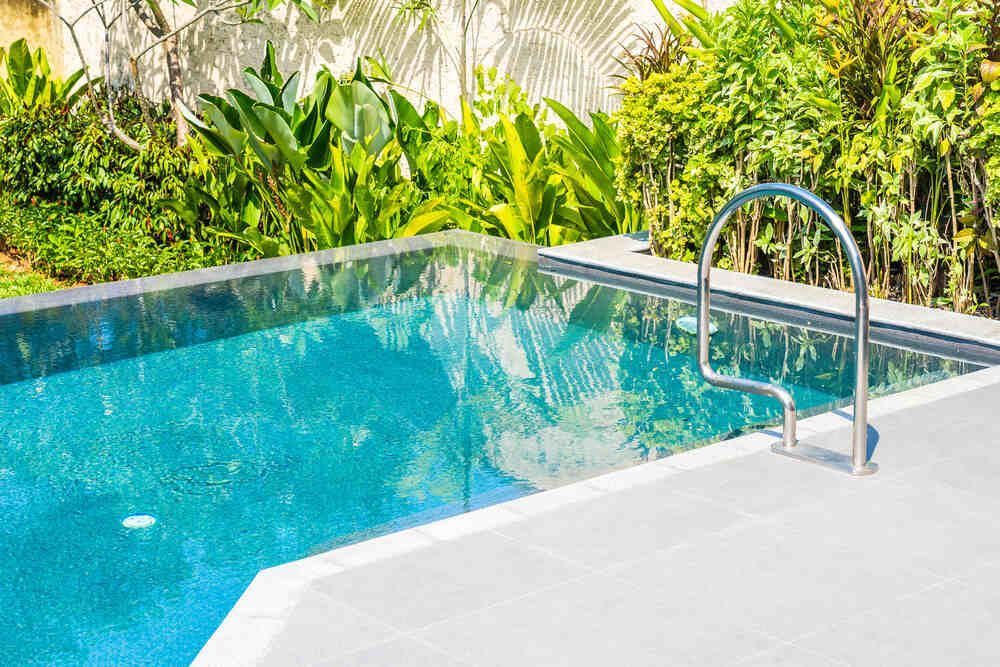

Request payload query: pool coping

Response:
[536,232,1000,353]
[194,360,1000,665]
[0,230,537,317]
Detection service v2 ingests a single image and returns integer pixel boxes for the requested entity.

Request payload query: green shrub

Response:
[615,64,717,261]
[63,114,196,236]
[0,269,60,299]
[0,198,228,283]
[0,106,84,203]
[619,0,1000,314]
[0,60,199,242]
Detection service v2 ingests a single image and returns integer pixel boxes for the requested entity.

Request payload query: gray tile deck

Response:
[195,368,1000,666]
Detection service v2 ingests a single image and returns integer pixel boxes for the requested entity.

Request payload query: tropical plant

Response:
[0,39,86,113]
[172,50,640,256]
[615,25,689,82]
[623,0,1000,315]
[818,0,913,122]
[648,0,717,48]
[37,0,322,149]
[547,99,642,238]
[170,45,452,257]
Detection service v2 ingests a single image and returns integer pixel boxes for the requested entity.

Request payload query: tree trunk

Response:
[161,32,188,145]
[459,0,469,101]
[130,0,189,146]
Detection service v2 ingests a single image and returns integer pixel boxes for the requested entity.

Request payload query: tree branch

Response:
[131,0,252,62]
[43,0,143,151]
[101,2,144,151]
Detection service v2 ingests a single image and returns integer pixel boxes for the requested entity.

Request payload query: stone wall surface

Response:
[26,0,731,114]
[1,0,63,72]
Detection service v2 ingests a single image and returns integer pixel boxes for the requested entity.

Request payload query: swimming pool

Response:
[0,233,981,665]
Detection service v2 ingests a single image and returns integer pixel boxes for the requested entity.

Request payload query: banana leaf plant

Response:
[483,113,584,245]
[175,43,452,257]
[0,39,88,113]
[545,98,641,237]
[648,0,716,49]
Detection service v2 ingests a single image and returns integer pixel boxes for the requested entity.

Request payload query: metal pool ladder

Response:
[696,183,877,476]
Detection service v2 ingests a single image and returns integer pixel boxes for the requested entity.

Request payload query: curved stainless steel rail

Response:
[697,183,877,476]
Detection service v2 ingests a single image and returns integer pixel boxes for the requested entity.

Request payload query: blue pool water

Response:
[0,241,980,664]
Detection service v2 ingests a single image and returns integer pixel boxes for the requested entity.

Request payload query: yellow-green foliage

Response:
[619,0,1000,315]
[615,65,725,261]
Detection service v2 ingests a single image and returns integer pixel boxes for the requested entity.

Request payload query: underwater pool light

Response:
[122,514,157,529]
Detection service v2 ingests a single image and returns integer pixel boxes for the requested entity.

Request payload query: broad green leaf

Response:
[397,203,452,237]
[305,120,333,169]
[255,104,305,168]
[261,40,282,86]
[514,113,543,162]
[936,84,955,111]
[243,68,278,104]
[648,0,687,40]
[227,89,269,138]
[280,72,300,114]
[7,39,32,96]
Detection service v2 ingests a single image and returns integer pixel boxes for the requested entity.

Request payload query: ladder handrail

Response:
[696,183,876,476]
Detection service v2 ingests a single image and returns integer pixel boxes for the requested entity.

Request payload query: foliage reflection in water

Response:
[0,242,978,665]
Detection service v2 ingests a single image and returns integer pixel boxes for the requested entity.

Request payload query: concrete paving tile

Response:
[416,505,521,541]
[897,443,1000,503]
[663,441,759,470]
[663,450,859,517]
[830,384,1000,475]
[774,477,1000,578]
[417,573,778,667]
[606,518,943,641]
[583,458,680,492]
[495,483,750,569]
[317,638,469,667]
[259,589,400,666]
[796,580,1000,666]
[194,616,285,666]
[327,529,434,569]
[502,481,604,517]
[313,531,588,631]
[737,643,847,666]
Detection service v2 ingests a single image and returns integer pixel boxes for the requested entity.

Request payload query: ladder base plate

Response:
[770,442,878,477]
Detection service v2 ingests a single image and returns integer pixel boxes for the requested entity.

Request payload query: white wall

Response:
[56,0,733,115]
